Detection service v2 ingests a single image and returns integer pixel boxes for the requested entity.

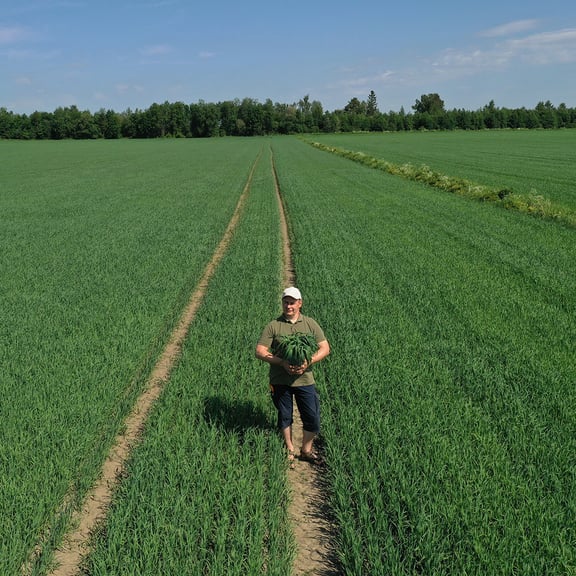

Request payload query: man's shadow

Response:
[202,395,273,440]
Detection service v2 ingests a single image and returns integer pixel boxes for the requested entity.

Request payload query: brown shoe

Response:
[299,450,320,464]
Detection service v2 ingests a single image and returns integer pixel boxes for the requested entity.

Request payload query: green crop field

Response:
[272,137,575,575]
[1,134,575,575]
[0,138,265,574]
[310,130,576,213]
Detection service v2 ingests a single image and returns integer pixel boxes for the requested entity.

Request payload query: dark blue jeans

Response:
[270,384,320,433]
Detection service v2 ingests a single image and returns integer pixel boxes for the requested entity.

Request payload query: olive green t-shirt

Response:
[257,314,326,387]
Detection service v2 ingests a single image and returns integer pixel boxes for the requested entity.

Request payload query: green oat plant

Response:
[272,136,576,575]
[276,332,318,366]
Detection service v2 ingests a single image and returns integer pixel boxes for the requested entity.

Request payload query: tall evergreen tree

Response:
[366,90,378,116]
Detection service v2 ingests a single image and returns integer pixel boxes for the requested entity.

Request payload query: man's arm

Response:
[310,339,330,366]
[255,343,285,366]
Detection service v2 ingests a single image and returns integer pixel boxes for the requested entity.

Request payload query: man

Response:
[255,287,330,466]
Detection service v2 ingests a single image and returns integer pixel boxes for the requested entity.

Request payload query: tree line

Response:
[1,91,575,139]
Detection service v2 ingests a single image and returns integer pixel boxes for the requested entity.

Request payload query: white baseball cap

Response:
[282,287,302,300]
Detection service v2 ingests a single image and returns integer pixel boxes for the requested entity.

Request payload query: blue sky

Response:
[2,0,576,114]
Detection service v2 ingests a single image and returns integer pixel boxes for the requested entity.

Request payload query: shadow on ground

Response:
[203,394,273,436]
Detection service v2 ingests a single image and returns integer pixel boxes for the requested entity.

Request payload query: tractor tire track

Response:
[34,150,262,576]
[270,146,339,576]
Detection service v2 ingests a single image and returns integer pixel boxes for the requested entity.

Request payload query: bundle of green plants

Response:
[277,332,318,366]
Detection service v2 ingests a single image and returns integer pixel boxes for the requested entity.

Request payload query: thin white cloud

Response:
[433,47,506,70]
[140,44,173,56]
[116,83,145,95]
[479,19,540,38]
[0,25,29,44]
[199,51,216,59]
[342,71,395,88]
[0,47,61,60]
[439,26,576,70]
[92,91,107,102]
[508,28,576,64]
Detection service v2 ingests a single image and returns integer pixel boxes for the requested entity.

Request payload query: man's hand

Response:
[284,360,308,375]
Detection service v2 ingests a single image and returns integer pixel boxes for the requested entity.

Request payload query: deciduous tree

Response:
[413,93,445,115]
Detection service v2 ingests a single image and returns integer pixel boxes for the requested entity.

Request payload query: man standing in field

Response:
[255,287,330,467]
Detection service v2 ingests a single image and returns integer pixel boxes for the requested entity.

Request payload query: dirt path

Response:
[38,154,260,576]
[270,150,338,576]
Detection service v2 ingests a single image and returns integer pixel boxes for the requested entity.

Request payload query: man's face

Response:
[282,296,302,321]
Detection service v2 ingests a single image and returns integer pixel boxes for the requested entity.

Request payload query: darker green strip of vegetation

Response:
[307,140,576,229]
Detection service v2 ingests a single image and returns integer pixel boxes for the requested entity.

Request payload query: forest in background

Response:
[1,91,575,139]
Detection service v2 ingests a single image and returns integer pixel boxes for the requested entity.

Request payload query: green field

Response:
[310,130,576,212]
[273,137,575,574]
[1,138,267,574]
[1,134,575,575]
